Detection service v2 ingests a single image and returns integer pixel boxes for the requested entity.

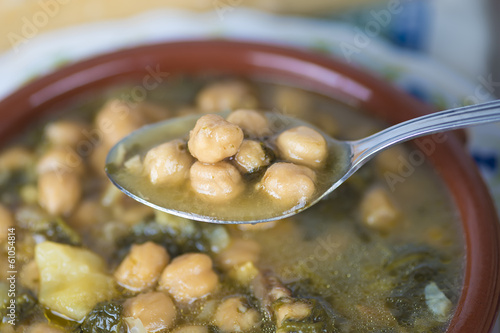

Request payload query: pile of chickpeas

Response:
[114,239,263,332]
[142,109,329,209]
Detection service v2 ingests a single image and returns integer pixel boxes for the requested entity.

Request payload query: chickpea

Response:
[227,109,270,137]
[276,126,328,168]
[158,253,218,302]
[38,171,81,216]
[375,146,408,175]
[95,99,145,147]
[235,140,271,173]
[273,86,311,117]
[26,323,65,333]
[114,242,169,292]
[143,139,193,185]
[360,187,399,231]
[188,114,244,163]
[123,291,176,332]
[45,121,86,148]
[196,81,258,113]
[0,146,34,171]
[36,147,84,176]
[214,297,259,332]
[70,200,104,229]
[171,326,208,333]
[217,239,260,270]
[0,204,14,241]
[261,163,316,208]
[190,161,244,202]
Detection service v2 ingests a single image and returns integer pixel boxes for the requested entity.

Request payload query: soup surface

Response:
[0,76,464,333]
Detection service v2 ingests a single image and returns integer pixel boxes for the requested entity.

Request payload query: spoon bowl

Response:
[105,111,351,223]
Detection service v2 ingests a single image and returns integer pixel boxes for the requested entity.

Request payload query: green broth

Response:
[0,76,464,333]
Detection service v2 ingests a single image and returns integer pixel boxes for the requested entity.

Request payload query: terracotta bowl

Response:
[0,40,499,332]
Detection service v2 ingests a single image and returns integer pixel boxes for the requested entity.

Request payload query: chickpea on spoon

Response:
[106,100,500,224]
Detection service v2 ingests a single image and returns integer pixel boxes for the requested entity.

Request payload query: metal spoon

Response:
[106,100,500,224]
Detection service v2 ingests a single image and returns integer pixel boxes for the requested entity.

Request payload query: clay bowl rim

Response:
[0,40,498,332]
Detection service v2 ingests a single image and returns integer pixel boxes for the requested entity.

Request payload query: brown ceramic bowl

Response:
[0,40,499,331]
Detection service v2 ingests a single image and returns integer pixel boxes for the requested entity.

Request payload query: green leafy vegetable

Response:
[35,217,81,245]
[0,170,35,205]
[1,288,41,325]
[80,301,123,333]
[384,245,446,328]
[116,217,218,261]
[16,206,81,245]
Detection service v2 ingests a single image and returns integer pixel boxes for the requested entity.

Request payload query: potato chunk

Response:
[261,163,316,208]
[190,161,244,202]
[123,291,176,332]
[196,81,257,113]
[114,242,170,292]
[425,282,452,322]
[234,140,271,173]
[38,171,82,216]
[188,114,244,163]
[35,241,116,321]
[217,239,260,270]
[276,126,328,168]
[227,109,270,137]
[144,139,193,185]
[158,253,218,303]
[360,187,399,231]
[214,297,259,332]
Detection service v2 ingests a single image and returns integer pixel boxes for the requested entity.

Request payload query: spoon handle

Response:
[350,100,500,167]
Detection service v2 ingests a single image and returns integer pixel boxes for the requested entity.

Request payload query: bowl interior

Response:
[0,40,498,332]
